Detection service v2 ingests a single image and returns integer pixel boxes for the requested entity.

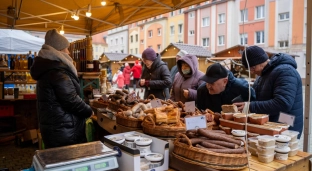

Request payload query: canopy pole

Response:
[304,0,312,152]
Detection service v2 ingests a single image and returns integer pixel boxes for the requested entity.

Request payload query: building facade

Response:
[106,26,129,54]
[92,32,108,60]
[129,23,140,55]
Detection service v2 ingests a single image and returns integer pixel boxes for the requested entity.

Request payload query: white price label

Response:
[150,99,162,108]
[278,112,295,127]
[185,101,195,112]
[93,89,100,95]
[185,115,207,130]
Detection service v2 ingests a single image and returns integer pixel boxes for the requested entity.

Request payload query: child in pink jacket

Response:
[116,70,125,89]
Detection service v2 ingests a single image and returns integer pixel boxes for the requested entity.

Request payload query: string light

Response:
[101,0,107,6]
[73,10,80,20]
[60,25,65,34]
[86,4,92,17]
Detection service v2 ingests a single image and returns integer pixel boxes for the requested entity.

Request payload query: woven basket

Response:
[115,111,142,128]
[173,134,248,170]
[142,115,186,137]
[92,100,108,108]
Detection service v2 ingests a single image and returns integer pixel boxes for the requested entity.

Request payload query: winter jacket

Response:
[123,65,131,85]
[197,72,256,113]
[140,55,172,100]
[30,44,92,149]
[249,53,303,138]
[170,55,205,103]
[170,65,178,83]
[116,73,125,88]
[131,64,142,79]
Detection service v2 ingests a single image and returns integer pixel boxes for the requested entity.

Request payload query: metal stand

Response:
[78,72,100,99]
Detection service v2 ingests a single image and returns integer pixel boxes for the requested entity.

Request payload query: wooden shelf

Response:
[4,81,36,84]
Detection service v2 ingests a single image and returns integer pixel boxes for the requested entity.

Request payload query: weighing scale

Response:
[32,141,121,171]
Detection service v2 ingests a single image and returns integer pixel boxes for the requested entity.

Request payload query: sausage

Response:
[123,110,132,116]
[200,141,228,149]
[122,89,129,94]
[131,103,144,113]
[115,90,126,96]
[197,129,241,146]
[180,138,204,145]
[203,140,239,149]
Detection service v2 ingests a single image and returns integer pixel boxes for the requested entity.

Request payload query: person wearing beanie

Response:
[170,50,188,82]
[196,63,256,113]
[131,60,142,92]
[140,48,172,100]
[30,29,93,148]
[123,62,131,90]
[170,54,205,103]
[235,46,303,138]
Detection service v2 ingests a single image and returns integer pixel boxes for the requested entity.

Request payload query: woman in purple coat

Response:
[170,54,205,103]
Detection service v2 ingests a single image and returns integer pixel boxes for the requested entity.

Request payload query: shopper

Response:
[116,70,125,89]
[131,60,142,92]
[234,46,303,138]
[170,54,205,103]
[170,50,188,82]
[139,48,172,100]
[30,29,93,149]
[197,63,255,113]
[123,62,131,90]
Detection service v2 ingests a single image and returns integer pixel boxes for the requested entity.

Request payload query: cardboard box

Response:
[22,129,38,144]
[103,131,169,171]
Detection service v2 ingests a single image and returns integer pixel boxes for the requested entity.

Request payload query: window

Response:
[189,12,194,18]
[256,5,265,19]
[178,24,183,34]
[189,5,195,9]
[135,48,138,54]
[157,44,161,52]
[121,50,124,53]
[240,9,248,22]
[111,40,113,45]
[256,31,265,44]
[189,30,195,35]
[202,38,209,47]
[170,26,175,35]
[141,39,144,44]
[96,47,98,52]
[218,13,225,24]
[148,30,153,38]
[158,28,161,36]
[202,17,210,27]
[279,41,289,48]
[240,33,248,45]
[115,39,118,45]
[130,49,133,54]
[279,12,289,21]
[148,45,152,48]
[170,11,175,17]
[178,9,183,14]
[121,37,123,44]
[135,34,138,42]
[218,35,225,45]
[130,35,133,43]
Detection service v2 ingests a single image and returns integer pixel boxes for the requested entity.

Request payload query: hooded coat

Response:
[123,65,131,85]
[117,71,125,88]
[131,63,142,79]
[30,44,92,149]
[249,53,303,137]
[197,71,256,113]
[170,55,205,103]
[140,55,172,100]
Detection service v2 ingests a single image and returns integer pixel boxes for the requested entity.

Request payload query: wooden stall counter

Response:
[168,151,311,171]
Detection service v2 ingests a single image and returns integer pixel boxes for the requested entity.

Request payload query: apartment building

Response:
[129,23,140,55]
[92,32,108,60]
[167,9,185,45]
[106,26,129,54]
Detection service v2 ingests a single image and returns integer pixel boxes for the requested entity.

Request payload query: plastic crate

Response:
[0,105,14,117]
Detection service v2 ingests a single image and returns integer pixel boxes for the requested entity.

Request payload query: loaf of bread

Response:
[167,107,179,124]
[221,104,238,113]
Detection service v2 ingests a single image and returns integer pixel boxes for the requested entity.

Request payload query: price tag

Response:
[151,99,162,108]
[185,115,207,130]
[185,101,195,113]
[126,92,137,103]
[278,112,295,127]
[93,89,100,95]
[101,94,108,101]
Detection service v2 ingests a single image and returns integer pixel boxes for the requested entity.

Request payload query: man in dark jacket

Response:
[30,29,93,149]
[234,46,303,138]
[139,48,172,100]
[197,63,255,113]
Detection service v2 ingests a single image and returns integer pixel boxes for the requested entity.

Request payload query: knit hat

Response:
[142,48,157,61]
[125,63,129,67]
[200,63,228,83]
[44,29,70,51]
[177,50,188,57]
[135,60,139,64]
[241,46,269,68]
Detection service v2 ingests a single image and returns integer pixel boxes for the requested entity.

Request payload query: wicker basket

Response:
[92,100,108,108]
[173,134,248,170]
[115,111,142,128]
[141,115,186,137]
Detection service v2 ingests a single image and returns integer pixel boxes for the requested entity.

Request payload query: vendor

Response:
[196,63,255,113]
[139,48,172,100]
[170,54,205,103]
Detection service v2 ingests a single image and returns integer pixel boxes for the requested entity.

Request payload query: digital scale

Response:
[32,141,120,171]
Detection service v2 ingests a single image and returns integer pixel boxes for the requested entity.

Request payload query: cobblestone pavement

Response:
[0,141,38,171]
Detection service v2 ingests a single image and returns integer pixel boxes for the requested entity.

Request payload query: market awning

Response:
[0,0,207,35]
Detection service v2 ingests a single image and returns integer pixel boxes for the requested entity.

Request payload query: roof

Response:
[161,43,212,58]
[212,44,246,56]
[102,53,129,61]
[0,0,207,35]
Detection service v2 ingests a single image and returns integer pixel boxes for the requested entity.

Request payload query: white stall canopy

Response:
[0,29,44,54]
